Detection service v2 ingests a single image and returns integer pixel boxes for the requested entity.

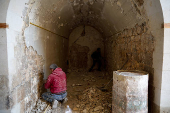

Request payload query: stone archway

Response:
[159,0,170,112]
[0,0,169,112]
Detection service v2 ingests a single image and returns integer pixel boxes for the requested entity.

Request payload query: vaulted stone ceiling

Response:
[26,0,146,38]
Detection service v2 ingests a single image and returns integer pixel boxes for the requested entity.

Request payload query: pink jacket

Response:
[45,68,67,94]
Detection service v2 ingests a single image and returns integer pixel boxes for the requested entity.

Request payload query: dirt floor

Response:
[31,70,113,113]
[66,70,112,113]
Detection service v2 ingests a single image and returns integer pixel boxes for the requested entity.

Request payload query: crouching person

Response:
[42,64,67,109]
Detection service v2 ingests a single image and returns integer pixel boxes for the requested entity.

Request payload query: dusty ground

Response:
[66,70,112,113]
[31,70,113,113]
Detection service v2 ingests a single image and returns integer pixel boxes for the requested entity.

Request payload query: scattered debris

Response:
[65,105,72,113]
[31,99,50,113]
[76,84,83,86]
[72,84,82,86]
[73,86,112,112]
[30,99,65,113]
[30,72,112,113]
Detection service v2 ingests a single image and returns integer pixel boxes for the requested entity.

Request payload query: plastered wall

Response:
[5,0,69,112]
[0,0,167,112]
[69,25,104,71]
[24,24,68,78]
[160,0,170,112]
[0,0,10,112]
[104,0,164,112]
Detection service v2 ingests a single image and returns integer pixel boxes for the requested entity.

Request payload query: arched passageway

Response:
[0,0,169,112]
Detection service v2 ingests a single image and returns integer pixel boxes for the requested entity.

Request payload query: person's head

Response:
[97,48,101,52]
[49,64,58,72]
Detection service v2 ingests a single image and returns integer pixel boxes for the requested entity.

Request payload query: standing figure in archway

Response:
[89,48,102,72]
[42,64,67,109]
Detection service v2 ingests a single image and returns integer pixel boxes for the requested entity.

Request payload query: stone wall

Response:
[113,71,149,113]
[69,43,90,69]
[0,0,165,112]
[10,40,44,112]
[105,22,155,112]
[105,22,154,73]
[5,0,69,112]
[0,76,9,110]
[0,0,9,112]
[69,25,104,71]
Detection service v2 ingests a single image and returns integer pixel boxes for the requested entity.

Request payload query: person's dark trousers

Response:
[89,59,101,72]
[41,92,67,103]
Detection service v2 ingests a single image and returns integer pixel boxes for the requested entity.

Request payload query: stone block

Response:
[0,43,7,60]
[0,0,9,22]
[25,80,31,96]
[127,29,133,37]
[113,71,149,113]
[17,85,25,103]
[69,43,90,69]
[10,90,17,107]
[137,26,142,35]
[132,27,137,36]
[31,84,38,94]
[134,35,141,42]
[0,96,8,110]
[30,93,38,107]
[131,36,135,41]
[0,59,8,75]
[0,75,8,93]
[124,29,128,37]
[143,26,148,33]
[20,100,25,113]
[25,98,32,113]
[0,75,10,109]
[134,0,144,6]
[12,74,22,89]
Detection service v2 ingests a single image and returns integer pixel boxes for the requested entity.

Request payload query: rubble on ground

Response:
[30,71,112,113]
[31,99,51,113]
[30,99,64,113]
[73,86,112,113]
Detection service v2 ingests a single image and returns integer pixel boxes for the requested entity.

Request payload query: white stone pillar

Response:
[112,70,149,113]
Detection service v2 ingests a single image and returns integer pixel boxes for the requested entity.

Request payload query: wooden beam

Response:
[162,23,170,28]
[0,23,9,28]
